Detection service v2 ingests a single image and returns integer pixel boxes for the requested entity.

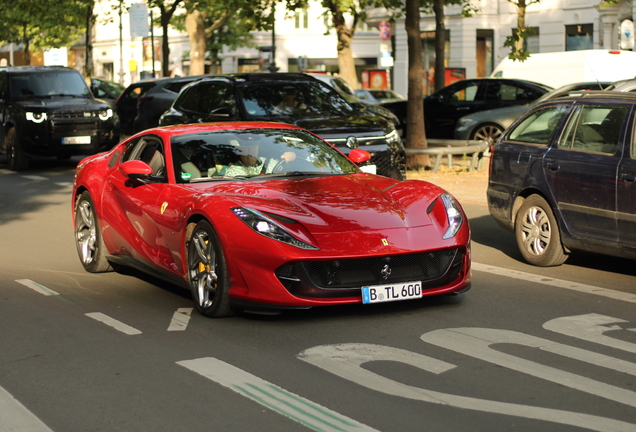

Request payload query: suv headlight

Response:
[98,108,113,121]
[440,193,463,239]
[232,207,319,250]
[26,112,47,123]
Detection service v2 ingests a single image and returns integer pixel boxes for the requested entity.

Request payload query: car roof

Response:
[533,90,636,105]
[1,65,78,74]
[148,121,305,137]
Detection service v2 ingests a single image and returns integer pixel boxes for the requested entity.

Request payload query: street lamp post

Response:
[267,3,277,73]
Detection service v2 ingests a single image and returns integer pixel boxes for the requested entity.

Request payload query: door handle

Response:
[545,161,559,171]
[620,172,636,182]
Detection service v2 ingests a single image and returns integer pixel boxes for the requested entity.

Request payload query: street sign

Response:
[129,3,149,38]
[620,19,634,50]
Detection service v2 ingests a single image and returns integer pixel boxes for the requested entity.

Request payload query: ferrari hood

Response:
[199,175,444,234]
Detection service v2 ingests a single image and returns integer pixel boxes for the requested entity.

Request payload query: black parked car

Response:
[159,73,406,180]
[90,77,124,108]
[380,78,552,139]
[488,91,636,266]
[0,66,120,170]
[115,75,203,135]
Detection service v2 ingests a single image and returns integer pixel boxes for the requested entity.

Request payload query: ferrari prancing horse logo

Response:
[161,202,168,215]
[381,239,389,246]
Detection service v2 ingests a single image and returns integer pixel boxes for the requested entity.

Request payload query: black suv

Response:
[488,91,636,266]
[159,73,406,180]
[0,66,119,170]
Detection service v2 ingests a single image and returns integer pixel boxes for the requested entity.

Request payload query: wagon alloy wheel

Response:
[74,191,112,272]
[472,124,503,148]
[514,195,568,267]
[187,220,233,317]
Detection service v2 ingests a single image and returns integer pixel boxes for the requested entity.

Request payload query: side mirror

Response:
[348,149,371,164]
[119,160,152,179]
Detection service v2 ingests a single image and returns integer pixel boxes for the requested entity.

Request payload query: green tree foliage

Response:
[0,0,86,65]
[503,0,539,62]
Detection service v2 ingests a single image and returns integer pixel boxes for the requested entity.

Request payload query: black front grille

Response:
[296,249,457,289]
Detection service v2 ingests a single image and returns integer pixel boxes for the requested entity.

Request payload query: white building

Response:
[89,0,634,96]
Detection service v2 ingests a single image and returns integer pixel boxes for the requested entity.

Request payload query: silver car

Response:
[454,81,610,146]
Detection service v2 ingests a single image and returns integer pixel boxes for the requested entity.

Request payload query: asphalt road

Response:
[1,157,635,432]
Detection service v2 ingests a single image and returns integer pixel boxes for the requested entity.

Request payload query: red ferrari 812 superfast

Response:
[72,122,471,317]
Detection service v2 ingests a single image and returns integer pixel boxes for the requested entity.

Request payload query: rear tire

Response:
[6,128,29,171]
[515,195,568,266]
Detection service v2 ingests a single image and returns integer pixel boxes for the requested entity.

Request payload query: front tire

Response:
[74,191,112,272]
[186,220,234,318]
[6,128,29,171]
[515,195,568,266]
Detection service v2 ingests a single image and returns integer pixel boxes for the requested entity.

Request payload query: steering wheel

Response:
[272,158,287,173]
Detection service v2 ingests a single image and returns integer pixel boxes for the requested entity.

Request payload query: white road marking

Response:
[16,279,59,296]
[167,308,193,331]
[0,385,55,432]
[299,343,636,432]
[54,182,73,188]
[544,314,636,354]
[85,312,142,335]
[421,328,636,405]
[177,357,379,432]
[472,262,636,304]
[21,175,48,181]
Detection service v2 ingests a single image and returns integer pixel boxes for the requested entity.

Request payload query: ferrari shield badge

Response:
[161,202,168,215]
[381,239,389,246]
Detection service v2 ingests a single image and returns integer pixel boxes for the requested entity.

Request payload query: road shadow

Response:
[469,213,636,277]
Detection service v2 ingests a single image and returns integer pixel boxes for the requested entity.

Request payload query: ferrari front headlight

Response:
[231,207,319,250]
[440,193,463,239]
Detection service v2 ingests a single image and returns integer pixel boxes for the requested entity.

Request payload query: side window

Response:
[121,136,166,178]
[440,83,479,102]
[559,105,626,154]
[508,106,570,145]
[177,82,237,116]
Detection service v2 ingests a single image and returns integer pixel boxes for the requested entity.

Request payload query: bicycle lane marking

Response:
[298,343,636,432]
[177,357,379,432]
[544,314,636,354]
[0,385,54,432]
[472,262,636,303]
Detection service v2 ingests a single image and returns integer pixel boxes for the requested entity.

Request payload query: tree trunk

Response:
[333,20,359,88]
[516,0,527,53]
[85,1,94,82]
[325,0,359,89]
[22,24,30,65]
[433,0,445,91]
[405,0,428,168]
[186,10,206,76]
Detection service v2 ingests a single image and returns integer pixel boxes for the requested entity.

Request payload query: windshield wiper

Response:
[254,171,336,179]
[189,175,248,182]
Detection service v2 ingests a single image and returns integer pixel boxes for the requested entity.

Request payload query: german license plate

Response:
[62,136,91,144]
[362,281,422,304]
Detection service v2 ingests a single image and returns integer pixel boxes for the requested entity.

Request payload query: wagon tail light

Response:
[440,193,463,239]
[231,207,319,250]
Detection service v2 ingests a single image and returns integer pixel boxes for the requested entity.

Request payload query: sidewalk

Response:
[406,156,489,204]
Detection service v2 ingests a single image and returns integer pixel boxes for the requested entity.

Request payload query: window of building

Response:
[476,29,494,77]
[511,27,540,53]
[421,30,451,95]
[566,24,593,51]
[295,9,308,29]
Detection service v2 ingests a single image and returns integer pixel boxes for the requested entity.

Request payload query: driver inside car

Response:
[209,142,296,177]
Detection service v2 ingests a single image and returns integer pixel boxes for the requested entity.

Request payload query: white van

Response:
[491,50,636,88]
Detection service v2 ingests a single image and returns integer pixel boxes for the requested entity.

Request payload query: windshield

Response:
[9,70,92,99]
[170,128,361,183]
[238,82,357,118]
